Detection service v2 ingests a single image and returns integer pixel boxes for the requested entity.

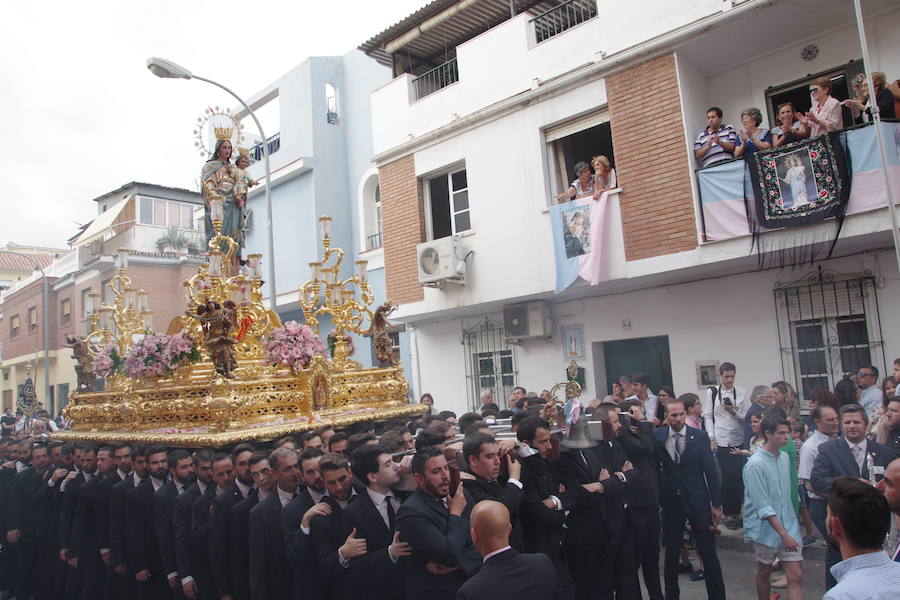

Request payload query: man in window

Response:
[694,107,737,168]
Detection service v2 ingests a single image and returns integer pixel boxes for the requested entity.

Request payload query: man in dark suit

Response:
[308,452,362,600]
[31,441,72,600]
[61,444,99,600]
[342,444,411,600]
[552,416,624,600]
[248,447,298,600]
[810,403,897,587]
[70,446,116,600]
[654,396,725,600]
[396,445,481,600]
[230,452,270,600]
[174,448,213,600]
[282,447,327,600]
[209,443,254,600]
[462,432,524,551]
[618,400,664,600]
[457,499,561,600]
[7,441,51,600]
[111,445,147,599]
[126,444,170,599]
[94,443,134,600]
[516,417,576,597]
[155,448,194,598]
[190,453,233,600]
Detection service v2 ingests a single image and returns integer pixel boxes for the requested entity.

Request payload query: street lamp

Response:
[146,57,278,309]
[0,251,50,413]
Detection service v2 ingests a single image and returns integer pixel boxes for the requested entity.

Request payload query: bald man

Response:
[457,500,560,600]
[875,458,900,561]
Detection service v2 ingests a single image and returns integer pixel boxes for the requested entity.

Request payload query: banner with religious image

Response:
[550,192,611,292]
[745,130,851,229]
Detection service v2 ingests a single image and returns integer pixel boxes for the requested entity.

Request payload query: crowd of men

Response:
[0,373,898,600]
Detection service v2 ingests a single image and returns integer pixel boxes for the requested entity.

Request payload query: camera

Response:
[619,412,632,429]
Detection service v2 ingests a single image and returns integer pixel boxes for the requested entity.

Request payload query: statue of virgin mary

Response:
[201,137,245,271]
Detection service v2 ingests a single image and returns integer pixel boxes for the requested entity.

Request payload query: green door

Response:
[602,335,672,395]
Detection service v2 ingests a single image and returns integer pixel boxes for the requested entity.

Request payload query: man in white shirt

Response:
[627,372,660,426]
[702,361,749,530]
[799,404,839,546]
[856,366,882,419]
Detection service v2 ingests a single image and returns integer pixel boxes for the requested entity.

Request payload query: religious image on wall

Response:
[561,203,591,258]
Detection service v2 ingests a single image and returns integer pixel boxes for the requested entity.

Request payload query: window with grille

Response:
[463,318,518,411]
[60,298,72,326]
[774,272,884,403]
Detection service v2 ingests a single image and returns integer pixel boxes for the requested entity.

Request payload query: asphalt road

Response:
[644,545,828,600]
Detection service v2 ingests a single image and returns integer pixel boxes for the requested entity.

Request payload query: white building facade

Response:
[360,0,900,415]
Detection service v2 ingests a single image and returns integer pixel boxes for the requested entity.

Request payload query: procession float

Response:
[55,121,422,448]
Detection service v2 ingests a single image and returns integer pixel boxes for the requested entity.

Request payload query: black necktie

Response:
[385,495,396,530]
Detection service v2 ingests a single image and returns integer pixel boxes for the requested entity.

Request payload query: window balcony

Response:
[249,132,281,161]
[531,0,598,44]
[412,58,459,101]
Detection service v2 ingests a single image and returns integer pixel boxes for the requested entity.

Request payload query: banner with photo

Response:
[550,192,611,293]
[745,130,851,229]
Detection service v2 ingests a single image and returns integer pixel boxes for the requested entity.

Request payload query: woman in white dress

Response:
[781,155,809,208]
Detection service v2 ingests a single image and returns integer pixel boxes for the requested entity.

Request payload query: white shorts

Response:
[752,541,803,564]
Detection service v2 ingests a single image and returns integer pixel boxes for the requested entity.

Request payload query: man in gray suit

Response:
[810,403,897,588]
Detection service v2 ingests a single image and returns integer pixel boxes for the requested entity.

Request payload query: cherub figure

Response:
[63,335,95,391]
[188,300,238,378]
[369,301,399,367]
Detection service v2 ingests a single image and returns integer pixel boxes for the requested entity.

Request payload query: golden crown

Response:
[236,147,250,157]
[214,126,234,141]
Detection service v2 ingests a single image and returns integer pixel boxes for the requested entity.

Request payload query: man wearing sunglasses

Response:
[856,366,882,420]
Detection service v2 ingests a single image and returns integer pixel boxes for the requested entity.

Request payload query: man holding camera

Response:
[703,361,749,530]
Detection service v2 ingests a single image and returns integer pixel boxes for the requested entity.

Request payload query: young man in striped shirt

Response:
[694,107,738,168]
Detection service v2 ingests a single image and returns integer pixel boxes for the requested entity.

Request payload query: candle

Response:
[117,249,128,270]
[124,288,137,311]
[210,197,224,222]
[309,261,322,281]
[142,312,153,331]
[208,252,222,277]
[355,259,368,282]
[246,254,262,279]
[138,291,149,312]
[319,216,332,240]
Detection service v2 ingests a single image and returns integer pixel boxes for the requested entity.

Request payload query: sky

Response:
[0,0,426,248]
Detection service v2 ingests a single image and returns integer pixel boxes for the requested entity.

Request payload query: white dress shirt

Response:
[276,486,295,508]
[798,430,831,500]
[703,385,749,447]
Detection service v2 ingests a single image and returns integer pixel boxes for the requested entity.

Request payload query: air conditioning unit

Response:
[503,301,552,341]
[416,236,466,286]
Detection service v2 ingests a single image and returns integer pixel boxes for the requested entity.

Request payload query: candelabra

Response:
[299,216,372,368]
[85,249,153,357]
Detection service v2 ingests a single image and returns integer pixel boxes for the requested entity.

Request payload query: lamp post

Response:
[146,57,278,309]
[0,251,50,413]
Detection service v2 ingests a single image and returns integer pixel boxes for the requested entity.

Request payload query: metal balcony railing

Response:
[412,58,459,100]
[366,232,383,250]
[531,0,598,44]
[250,132,281,162]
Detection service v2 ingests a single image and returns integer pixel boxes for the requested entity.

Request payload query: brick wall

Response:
[607,53,698,261]
[379,155,426,304]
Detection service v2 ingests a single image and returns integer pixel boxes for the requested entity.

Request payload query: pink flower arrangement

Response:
[93,342,123,378]
[122,332,201,379]
[262,321,327,371]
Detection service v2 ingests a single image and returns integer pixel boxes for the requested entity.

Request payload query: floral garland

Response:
[326,330,355,358]
[93,342,123,379]
[122,332,201,379]
[262,321,327,371]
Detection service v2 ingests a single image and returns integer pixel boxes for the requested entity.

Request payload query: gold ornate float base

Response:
[55,356,423,447]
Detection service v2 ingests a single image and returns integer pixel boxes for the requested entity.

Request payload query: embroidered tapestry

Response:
[746,131,851,229]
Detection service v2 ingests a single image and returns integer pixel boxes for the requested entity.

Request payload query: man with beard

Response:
[231,452,271,600]
[175,448,213,600]
[822,478,900,599]
[283,447,327,600]
[155,449,194,596]
[811,404,896,588]
[875,457,900,561]
[110,445,147,599]
[248,447,299,600]
[190,453,234,600]
[342,443,412,600]
[126,444,170,598]
[396,445,481,600]
[308,453,360,600]
[70,445,116,600]
[516,417,576,597]
[210,443,254,600]
[462,432,524,551]
[7,442,51,600]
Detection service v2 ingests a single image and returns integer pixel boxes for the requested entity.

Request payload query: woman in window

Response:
[591,155,617,199]
[797,77,842,137]
[843,71,897,123]
[554,161,593,203]
[733,107,772,158]
[771,102,809,147]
